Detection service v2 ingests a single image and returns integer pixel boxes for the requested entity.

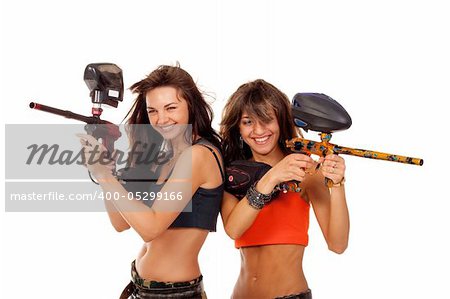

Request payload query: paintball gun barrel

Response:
[29,102,121,154]
[288,92,423,167]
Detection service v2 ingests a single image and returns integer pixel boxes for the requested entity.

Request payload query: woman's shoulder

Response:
[187,141,223,173]
[189,141,224,188]
[193,138,222,153]
[191,139,222,163]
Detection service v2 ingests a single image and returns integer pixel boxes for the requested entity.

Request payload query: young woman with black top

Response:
[78,65,224,299]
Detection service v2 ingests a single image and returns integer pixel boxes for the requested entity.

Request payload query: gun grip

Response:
[83,124,117,157]
[84,124,96,136]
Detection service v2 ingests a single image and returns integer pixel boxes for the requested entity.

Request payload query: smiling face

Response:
[145,86,189,140]
[239,109,281,156]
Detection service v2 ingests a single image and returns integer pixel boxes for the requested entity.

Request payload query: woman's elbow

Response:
[328,242,348,254]
[112,223,131,233]
[224,224,243,240]
[138,227,164,243]
[114,226,129,233]
[138,233,155,243]
[141,235,155,243]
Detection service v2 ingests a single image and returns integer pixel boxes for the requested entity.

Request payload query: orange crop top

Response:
[235,191,310,248]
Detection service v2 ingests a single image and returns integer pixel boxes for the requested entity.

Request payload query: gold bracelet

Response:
[331,177,345,188]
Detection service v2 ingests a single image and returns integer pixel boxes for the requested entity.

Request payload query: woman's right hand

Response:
[260,154,315,191]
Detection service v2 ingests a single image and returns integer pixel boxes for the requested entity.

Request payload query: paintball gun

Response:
[29,63,123,154]
[287,93,423,187]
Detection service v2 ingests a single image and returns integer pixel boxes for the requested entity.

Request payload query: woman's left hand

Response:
[318,154,346,184]
[76,133,115,179]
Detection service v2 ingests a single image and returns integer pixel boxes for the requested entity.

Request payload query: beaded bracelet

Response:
[246,181,279,210]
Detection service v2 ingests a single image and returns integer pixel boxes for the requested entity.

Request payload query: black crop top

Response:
[120,139,224,232]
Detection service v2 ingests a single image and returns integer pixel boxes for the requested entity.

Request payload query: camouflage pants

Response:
[274,289,312,299]
[119,261,207,299]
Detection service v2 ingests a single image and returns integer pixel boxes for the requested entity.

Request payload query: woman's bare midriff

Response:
[232,244,308,299]
[136,228,208,282]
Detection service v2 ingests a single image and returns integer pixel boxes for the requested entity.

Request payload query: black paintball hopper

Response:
[84,63,124,108]
[292,93,352,133]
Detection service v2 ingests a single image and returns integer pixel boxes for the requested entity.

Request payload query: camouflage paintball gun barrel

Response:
[288,93,423,169]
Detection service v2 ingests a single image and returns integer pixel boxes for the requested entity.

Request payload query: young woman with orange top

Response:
[220,79,350,299]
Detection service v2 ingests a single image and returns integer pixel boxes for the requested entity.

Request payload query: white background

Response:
[1,0,449,298]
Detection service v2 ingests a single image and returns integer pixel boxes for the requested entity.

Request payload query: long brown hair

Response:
[124,64,221,165]
[220,79,298,165]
